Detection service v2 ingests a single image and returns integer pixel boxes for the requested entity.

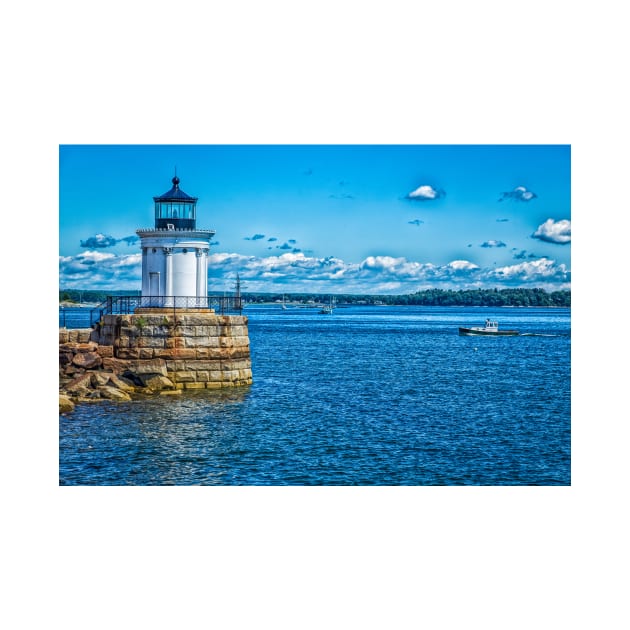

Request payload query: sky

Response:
[59,144,570,295]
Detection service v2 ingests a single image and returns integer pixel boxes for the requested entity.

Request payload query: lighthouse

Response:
[85,173,251,392]
[136,175,215,308]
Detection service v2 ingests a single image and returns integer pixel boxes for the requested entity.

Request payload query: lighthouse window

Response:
[152,248,156,253]
[183,248,188,254]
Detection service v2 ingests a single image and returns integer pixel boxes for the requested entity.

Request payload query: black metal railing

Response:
[89,295,243,326]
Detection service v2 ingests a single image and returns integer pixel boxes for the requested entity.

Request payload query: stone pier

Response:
[60,309,252,411]
[94,309,252,389]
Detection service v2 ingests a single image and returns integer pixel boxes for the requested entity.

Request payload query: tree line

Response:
[60,287,570,308]
[60,289,140,304]
[244,288,571,307]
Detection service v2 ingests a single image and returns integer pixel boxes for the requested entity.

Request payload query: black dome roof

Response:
[153,176,198,202]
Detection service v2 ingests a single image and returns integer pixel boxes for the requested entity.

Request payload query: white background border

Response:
[4,1,626,628]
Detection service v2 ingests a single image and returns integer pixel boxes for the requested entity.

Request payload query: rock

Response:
[140,374,175,391]
[98,386,133,401]
[75,342,98,353]
[72,351,103,369]
[101,357,130,373]
[64,373,93,395]
[76,330,93,343]
[121,370,145,386]
[96,345,114,358]
[59,351,74,366]
[59,395,75,413]
[107,374,136,392]
[91,372,114,387]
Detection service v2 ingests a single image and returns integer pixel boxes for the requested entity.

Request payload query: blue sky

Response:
[59,144,570,295]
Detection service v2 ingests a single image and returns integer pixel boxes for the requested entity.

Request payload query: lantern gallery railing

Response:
[89,295,244,326]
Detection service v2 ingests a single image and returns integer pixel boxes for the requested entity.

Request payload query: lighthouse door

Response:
[149,272,160,306]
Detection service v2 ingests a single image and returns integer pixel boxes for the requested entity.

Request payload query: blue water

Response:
[59,306,571,485]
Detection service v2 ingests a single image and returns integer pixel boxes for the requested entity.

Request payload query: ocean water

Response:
[59,305,571,485]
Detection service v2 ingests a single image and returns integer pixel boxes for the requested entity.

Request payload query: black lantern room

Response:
[153,176,198,230]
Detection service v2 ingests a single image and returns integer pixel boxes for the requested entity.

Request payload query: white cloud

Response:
[80,233,118,248]
[407,185,443,201]
[532,219,571,244]
[514,186,535,200]
[59,250,141,289]
[499,186,537,202]
[487,258,570,287]
[60,250,570,294]
[447,260,479,271]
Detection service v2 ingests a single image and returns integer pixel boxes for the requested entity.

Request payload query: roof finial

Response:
[172,166,179,188]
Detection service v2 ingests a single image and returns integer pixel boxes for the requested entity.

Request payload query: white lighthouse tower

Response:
[136,175,215,307]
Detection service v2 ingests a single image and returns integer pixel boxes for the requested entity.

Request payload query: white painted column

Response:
[165,248,173,306]
[196,249,203,301]
[203,251,208,297]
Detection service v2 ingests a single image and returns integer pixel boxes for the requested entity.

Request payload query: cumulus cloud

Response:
[408,219,424,226]
[59,251,142,289]
[80,233,138,248]
[498,186,537,202]
[496,218,510,223]
[512,249,538,260]
[448,260,480,272]
[406,185,445,201]
[244,233,265,241]
[212,252,569,292]
[80,234,117,248]
[267,237,278,242]
[480,240,507,248]
[60,248,570,294]
[532,219,571,244]
[488,257,570,286]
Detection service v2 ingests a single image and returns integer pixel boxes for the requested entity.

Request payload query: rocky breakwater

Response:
[59,311,252,413]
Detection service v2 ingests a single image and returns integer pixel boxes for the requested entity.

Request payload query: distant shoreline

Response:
[60,301,570,309]
[60,288,570,309]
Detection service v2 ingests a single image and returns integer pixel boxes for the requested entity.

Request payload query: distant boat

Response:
[459,319,519,336]
[319,296,335,314]
[281,295,287,310]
